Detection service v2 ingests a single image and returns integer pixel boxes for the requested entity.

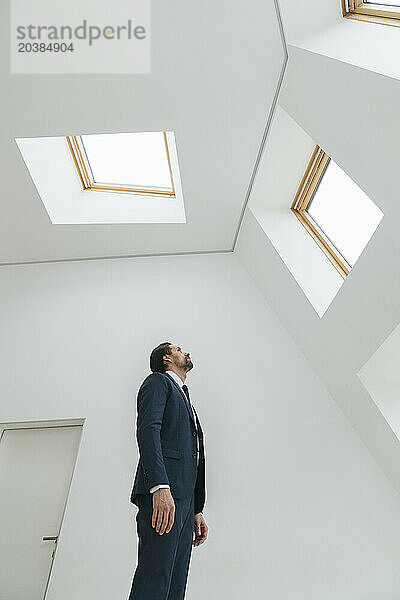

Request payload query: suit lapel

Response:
[165,372,196,425]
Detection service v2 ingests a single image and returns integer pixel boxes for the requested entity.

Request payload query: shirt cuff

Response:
[150,484,170,493]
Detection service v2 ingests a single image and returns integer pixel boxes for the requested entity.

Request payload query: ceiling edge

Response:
[232,0,289,250]
[0,248,232,268]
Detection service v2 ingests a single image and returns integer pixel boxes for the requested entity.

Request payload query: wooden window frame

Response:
[66,132,176,198]
[341,0,400,27]
[291,145,351,279]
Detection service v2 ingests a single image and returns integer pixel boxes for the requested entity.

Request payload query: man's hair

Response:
[150,342,173,373]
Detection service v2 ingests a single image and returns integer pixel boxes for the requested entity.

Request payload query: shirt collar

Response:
[166,370,185,388]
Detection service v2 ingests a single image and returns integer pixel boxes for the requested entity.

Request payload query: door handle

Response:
[42,536,58,542]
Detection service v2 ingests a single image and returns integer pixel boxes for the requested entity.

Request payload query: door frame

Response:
[0,417,85,599]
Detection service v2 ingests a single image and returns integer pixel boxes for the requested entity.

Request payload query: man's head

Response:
[150,342,193,374]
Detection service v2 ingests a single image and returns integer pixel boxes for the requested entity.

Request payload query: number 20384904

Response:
[18,43,74,53]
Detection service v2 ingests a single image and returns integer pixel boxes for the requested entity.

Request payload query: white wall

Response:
[2,253,400,599]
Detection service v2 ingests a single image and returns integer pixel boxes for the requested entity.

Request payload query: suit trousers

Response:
[128,492,195,600]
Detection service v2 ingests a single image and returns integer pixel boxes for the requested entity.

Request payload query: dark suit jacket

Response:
[130,371,206,515]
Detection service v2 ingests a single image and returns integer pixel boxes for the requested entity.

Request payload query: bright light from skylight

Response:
[307,160,383,266]
[81,131,173,192]
[364,0,400,5]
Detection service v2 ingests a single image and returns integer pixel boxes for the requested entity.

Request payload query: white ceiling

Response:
[0,1,285,265]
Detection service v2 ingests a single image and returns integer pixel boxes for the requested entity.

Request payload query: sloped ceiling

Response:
[0,1,285,265]
[237,42,400,495]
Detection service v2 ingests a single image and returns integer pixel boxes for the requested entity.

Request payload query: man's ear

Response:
[163,354,171,366]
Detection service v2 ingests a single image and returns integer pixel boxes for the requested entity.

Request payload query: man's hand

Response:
[193,513,208,546]
[152,488,175,535]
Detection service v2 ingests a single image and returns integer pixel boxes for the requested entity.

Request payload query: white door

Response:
[0,424,82,600]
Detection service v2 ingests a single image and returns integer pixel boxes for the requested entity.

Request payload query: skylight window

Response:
[291,146,383,278]
[365,0,400,5]
[341,0,400,26]
[66,131,175,197]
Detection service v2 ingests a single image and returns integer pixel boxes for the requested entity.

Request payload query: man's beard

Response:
[185,359,194,372]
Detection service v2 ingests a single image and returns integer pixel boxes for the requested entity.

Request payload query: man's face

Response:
[166,345,193,372]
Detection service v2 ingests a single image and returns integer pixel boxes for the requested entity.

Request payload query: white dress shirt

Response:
[150,370,199,494]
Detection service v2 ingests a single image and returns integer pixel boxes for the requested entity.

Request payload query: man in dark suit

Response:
[129,342,208,600]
